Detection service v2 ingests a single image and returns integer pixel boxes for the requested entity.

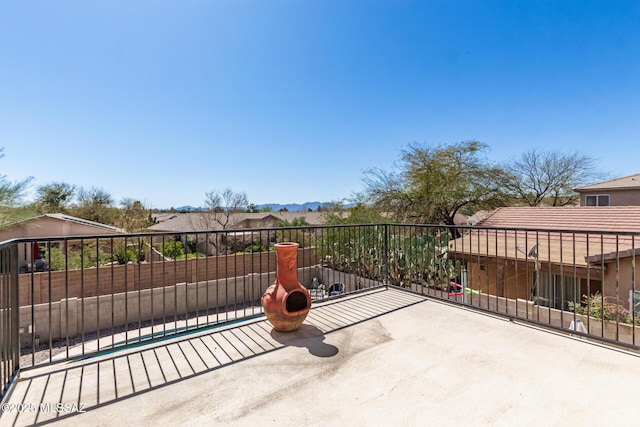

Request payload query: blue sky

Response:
[2,1,639,209]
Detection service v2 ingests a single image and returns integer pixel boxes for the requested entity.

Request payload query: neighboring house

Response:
[450,206,640,313]
[148,211,327,255]
[149,211,326,233]
[575,173,640,206]
[0,213,124,272]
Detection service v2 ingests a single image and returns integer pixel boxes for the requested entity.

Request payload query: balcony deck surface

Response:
[3,287,640,426]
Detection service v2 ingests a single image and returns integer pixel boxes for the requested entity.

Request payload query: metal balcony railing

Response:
[1,243,20,402]
[2,223,639,402]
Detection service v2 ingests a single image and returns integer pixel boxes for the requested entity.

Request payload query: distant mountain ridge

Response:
[172,201,332,212]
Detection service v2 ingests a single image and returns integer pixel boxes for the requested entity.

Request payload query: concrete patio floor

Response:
[3,287,640,426]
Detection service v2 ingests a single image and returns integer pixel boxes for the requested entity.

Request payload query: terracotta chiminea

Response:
[261,242,312,332]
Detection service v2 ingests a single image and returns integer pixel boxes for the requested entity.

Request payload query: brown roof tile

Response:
[575,174,640,191]
[477,206,640,233]
[452,206,640,269]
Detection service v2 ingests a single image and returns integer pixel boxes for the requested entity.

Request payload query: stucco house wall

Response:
[578,189,640,207]
[1,214,122,271]
[602,256,640,312]
[462,259,602,304]
[575,174,640,206]
[464,262,531,300]
[451,206,639,313]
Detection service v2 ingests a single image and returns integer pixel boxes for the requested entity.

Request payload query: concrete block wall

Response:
[20,266,316,344]
[19,247,319,306]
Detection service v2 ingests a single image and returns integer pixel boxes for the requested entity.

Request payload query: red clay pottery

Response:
[261,242,312,331]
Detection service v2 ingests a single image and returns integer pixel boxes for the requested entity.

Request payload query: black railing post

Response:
[1,242,21,402]
[11,242,19,374]
[384,223,390,285]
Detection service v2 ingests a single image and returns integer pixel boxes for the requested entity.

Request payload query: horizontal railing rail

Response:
[1,225,388,374]
[1,222,640,401]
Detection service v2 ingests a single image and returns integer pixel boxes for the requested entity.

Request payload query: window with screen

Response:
[585,194,610,206]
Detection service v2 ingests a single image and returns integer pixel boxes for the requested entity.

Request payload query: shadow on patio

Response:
[5,287,640,426]
[1,288,425,426]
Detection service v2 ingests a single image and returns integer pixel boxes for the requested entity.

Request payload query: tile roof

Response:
[476,206,640,233]
[450,206,640,270]
[149,211,327,232]
[450,230,608,273]
[7,213,123,233]
[42,213,124,233]
[575,174,640,191]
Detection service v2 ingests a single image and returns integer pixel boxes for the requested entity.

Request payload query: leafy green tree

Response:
[70,187,117,225]
[0,148,33,226]
[502,149,601,206]
[246,203,259,213]
[3,206,39,224]
[364,141,508,226]
[278,216,311,227]
[245,203,274,213]
[34,181,75,213]
[277,216,314,246]
[117,198,154,232]
[322,203,386,225]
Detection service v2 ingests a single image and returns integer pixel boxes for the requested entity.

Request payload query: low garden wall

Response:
[19,247,319,306]
[19,266,317,345]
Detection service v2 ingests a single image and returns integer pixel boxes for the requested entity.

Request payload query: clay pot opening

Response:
[285,291,309,313]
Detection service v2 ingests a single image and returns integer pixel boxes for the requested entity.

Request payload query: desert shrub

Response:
[177,252,206,260]
[45,243,111,270]
[162,239,184,259]
[569,292,629,322]
[113,247,135,265]
[277,217,315,247]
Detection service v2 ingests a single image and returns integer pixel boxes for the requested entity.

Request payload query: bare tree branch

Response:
[504,149,602,206]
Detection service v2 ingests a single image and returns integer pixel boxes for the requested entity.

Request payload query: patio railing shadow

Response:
[1,288,426,426]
